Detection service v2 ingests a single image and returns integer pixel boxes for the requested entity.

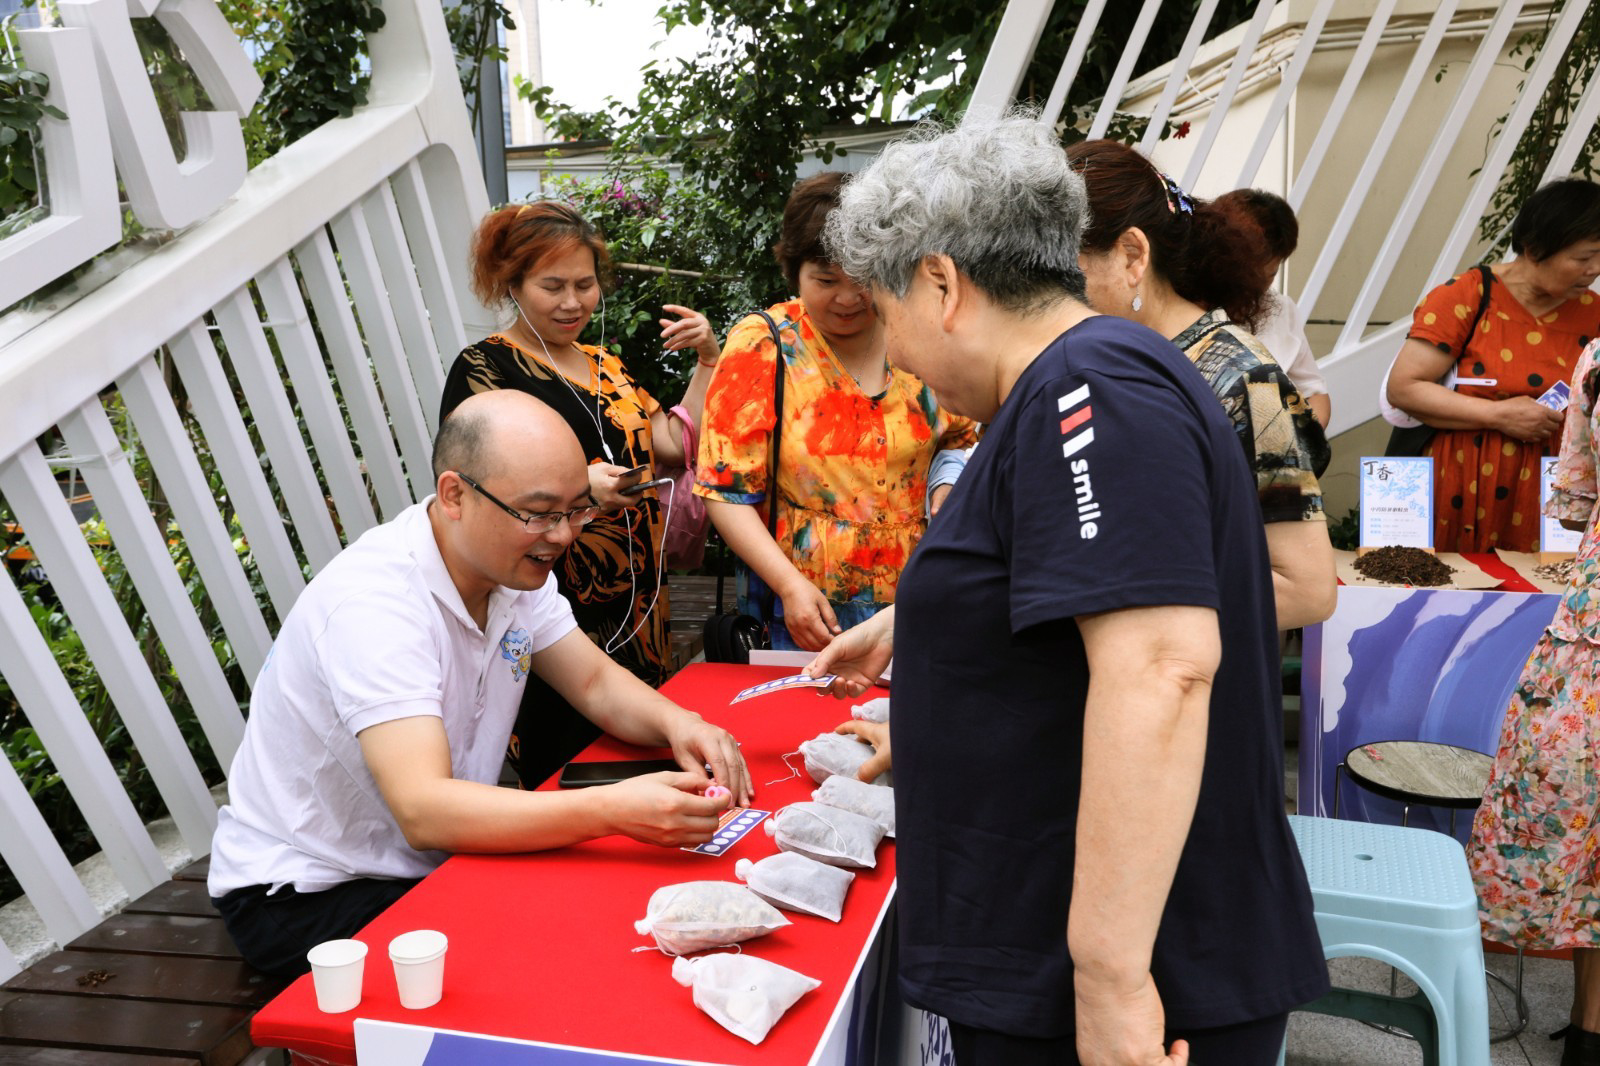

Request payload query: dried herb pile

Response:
[1352,546,1455,587]
[1533,558,1578,584]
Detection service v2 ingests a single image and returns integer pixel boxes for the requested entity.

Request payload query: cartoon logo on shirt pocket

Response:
[500,627,533,683]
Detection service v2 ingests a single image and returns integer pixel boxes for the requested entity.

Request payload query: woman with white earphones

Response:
[441,201,721,788]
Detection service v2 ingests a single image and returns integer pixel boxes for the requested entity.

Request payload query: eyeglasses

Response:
[455,473,600,533]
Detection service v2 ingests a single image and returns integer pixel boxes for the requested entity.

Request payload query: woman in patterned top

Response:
[1068,139,1335,630]
[1470,340,1600,1065]
[441,201,722,788]
[694,173,978,651]
[1387,179,1600,552]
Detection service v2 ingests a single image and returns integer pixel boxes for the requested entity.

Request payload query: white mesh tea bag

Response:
[812,775,895,838]
[734,851,855,922]
[671,953,820,1045]
[851,696,891,723]
[799,732,888,786]
[763,801,885,868]
[634,881,789,955]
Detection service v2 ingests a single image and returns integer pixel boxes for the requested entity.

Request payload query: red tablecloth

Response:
[251,663,895,1065]
[1462,551,1540,593]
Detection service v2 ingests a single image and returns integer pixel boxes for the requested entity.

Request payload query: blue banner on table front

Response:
[1300,586,1558,840]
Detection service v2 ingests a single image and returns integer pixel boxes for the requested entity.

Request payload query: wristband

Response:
[697,357,719,369]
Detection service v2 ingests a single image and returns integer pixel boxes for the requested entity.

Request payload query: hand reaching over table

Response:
[665,712,752,806]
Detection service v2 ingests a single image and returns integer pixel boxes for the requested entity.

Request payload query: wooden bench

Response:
[667,573,721,673]
[0,857,288,1064]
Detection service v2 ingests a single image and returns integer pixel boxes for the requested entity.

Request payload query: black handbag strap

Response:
[1458,264,1494,365]
[752,309,785,542]
[713,310,787,615]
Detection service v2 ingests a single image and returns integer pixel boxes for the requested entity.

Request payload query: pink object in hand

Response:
[704,785,731,801]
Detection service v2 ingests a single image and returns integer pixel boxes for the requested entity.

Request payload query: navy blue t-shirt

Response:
[891,314,1328,1037]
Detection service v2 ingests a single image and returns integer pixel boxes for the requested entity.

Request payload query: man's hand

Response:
[804,606,894,698]
[597,772,730,847]
[834,720,891,780]
[664,713,752,806]
[777,579,841,651]
[929,483,954,515]
[1074,971,1189,1066]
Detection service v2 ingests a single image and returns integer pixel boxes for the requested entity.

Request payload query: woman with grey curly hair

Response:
[812,115,1327,1066]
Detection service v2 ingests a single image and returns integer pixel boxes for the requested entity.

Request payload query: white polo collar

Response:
[404,497,519,635]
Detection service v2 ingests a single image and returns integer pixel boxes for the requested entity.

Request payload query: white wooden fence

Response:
[970,0,1598,436]
[0,0,490,976]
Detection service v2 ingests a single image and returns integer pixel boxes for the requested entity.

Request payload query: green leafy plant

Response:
[1477,6,1600,254]
[0,16,64,230]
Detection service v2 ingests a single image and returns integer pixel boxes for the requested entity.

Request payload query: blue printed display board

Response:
[355,1020,709,1064]
[1300,586,1557,840]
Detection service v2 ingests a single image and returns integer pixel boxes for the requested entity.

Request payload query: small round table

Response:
[1333,740,1494,837]
[1332,739,1525,1041]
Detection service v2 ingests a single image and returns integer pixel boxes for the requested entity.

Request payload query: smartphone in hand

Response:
[620,477,673,497]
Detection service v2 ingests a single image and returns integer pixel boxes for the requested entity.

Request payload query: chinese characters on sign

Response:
[1541,456,1582,554]
[1359,456,1433,550]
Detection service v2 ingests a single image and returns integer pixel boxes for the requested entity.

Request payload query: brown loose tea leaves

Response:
[75,968,115,987]
[1352,546,1456,586]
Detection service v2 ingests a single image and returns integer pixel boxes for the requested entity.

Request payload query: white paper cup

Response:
[389,929,448,1009]
[306,938,367,1013]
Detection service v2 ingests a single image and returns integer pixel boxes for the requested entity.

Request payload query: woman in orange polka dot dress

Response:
[1389,179,1600,551]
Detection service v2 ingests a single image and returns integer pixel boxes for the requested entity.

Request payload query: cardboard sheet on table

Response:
[1333,550,1501,590]
[1493,549,1577,595]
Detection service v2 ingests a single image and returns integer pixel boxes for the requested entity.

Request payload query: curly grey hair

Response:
[824,113,1088,312]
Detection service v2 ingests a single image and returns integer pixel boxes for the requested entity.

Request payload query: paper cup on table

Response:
[306,938,367,1013]
[389,929,448,1009]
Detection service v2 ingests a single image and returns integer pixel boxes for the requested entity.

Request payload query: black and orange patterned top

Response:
[440,335,669,690]
[693,299,978,609]
[1410,270,1600,552]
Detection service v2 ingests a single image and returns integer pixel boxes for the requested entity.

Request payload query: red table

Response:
[250,663,897,1065]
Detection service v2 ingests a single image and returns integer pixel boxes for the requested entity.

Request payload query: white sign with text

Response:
[1542,456,1583,553]
[1359,456,1434,550]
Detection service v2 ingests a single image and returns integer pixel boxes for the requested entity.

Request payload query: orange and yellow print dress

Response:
[1412,269,1600,551]
[694,299,977,620]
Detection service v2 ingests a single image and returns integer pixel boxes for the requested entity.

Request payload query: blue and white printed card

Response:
[1542,456,1582,553]
[1359,456,1433,549]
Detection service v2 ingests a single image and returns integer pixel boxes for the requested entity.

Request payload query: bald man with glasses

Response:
[209,390,750,977]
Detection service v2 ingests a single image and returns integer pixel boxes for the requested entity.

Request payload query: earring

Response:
[1131,291,1143,313]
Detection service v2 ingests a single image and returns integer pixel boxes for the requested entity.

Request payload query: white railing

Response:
[0,0,488,974]
[971,0,1596,437]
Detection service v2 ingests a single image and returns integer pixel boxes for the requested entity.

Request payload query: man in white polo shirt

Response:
[209,390,749,976]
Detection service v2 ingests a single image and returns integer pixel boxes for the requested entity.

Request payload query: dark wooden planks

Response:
[6,951,285,1007]
[0,990,254,1064]
[124,880,221,918]
[66,913,240,959]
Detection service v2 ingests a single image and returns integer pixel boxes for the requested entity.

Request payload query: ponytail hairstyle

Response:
[468,201,614,311]
[1065,139,1271,333]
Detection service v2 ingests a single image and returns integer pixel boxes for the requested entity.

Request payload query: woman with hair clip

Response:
[693,172,977,652]
[1066,139,1336,631]
[440,201,722,788]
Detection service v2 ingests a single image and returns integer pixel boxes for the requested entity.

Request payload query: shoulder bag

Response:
[1384,265,1493,457]
[702,310,786,664]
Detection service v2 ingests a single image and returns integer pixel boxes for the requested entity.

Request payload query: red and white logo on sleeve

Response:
[1057,384,1101,539]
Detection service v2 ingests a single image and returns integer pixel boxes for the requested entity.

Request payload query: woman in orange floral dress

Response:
[695,173,977,651]
[1388,179,1600,552]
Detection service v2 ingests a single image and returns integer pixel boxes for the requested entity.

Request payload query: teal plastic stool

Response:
[1281,815,1490,1066]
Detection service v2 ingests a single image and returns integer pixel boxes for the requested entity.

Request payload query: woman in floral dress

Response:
[1471,339,1600,1065]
